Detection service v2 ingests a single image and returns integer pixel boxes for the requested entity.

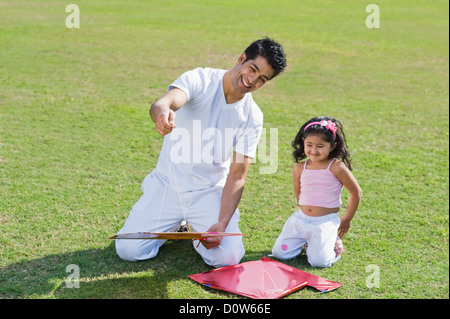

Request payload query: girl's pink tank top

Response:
[298,158,343,208]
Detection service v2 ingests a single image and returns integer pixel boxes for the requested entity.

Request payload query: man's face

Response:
[231,53,276,94]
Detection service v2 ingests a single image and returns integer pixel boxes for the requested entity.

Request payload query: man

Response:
[116,38,287,267]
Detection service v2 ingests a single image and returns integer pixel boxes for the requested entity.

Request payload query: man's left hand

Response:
[201,223,226,250]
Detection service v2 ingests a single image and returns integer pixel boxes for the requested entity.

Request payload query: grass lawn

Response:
[0,0,448,299]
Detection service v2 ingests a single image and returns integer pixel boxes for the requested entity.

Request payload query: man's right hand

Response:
[155,109,176,136]
[150,87,188,136]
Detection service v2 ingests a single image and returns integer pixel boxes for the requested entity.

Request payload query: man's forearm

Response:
[217,176,246,230]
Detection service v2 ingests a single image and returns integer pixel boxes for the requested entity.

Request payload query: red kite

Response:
[189,257,342,299]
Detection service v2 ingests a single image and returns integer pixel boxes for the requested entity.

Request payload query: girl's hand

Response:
[338,217,351,238]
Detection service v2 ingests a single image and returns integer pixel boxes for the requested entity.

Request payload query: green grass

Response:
[0,0,448,299]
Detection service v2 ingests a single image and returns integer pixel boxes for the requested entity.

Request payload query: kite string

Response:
[155,133,187,232]
[170,145,187,223]
[263,269,284,295]
[155,159,170,233]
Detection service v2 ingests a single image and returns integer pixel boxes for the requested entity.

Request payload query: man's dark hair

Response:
[244,37,287,78]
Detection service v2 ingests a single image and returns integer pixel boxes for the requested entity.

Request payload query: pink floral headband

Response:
[304,120,337,138]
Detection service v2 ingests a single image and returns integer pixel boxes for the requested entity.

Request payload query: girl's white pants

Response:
[272,209,341,268]
[115,170,245,268]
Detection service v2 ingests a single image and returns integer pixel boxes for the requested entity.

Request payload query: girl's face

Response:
[303,134,336,164]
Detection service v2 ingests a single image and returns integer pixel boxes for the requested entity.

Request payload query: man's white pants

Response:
[271,209,340,268]
[115,170,245,268]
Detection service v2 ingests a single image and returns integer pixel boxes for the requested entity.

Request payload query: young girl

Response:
[272,116,361,268]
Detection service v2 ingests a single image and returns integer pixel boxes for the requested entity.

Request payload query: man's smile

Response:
[241,77,251,88]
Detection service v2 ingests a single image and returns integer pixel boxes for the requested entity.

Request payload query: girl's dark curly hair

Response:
[292,116,353,170]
